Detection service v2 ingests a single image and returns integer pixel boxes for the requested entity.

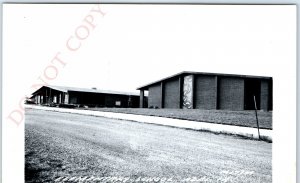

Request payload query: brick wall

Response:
[194,75,216,109]
[148,83,162,108]
[164,78,180,108]
[219,77,244,110]
[67,92,139,107]
[145,74,271,111]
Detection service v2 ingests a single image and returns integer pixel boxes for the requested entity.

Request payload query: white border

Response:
[1,2,298,183]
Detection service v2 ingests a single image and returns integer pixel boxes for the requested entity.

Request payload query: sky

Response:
[2,4,297,183]
[3,4,295,96]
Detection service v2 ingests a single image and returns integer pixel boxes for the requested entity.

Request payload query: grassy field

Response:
[82,108,272,129]
[26,109,272,183]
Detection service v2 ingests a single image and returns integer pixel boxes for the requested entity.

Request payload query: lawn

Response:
[83,108,272,129]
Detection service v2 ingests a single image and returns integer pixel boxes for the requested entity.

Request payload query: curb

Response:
[25,105,272,142]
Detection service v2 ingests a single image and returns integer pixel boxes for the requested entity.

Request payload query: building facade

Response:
[138,71,272,111]
[31,85,140,108]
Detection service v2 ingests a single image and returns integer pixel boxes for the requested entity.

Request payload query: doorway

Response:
[244,78,261,110]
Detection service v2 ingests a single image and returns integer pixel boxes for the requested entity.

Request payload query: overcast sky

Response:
[3,4,295,96]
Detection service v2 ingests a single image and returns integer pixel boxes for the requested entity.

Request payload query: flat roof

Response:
[137,71,272,90]
[32,85,140,96]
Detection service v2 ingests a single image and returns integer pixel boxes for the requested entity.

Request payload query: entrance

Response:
[244,79,261,110]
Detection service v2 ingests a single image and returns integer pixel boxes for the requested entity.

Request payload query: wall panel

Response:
[219,77,244,110]
[194,75,216,109]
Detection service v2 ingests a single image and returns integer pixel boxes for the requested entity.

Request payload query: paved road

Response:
[25,108,271,183]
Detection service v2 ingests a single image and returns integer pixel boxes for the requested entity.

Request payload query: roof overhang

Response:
[31,85,140,96]
[137,71,272,90]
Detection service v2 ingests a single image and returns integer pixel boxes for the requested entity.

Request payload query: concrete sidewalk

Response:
[25,105,272,142]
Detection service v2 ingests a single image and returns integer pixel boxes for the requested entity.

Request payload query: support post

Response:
[49,88,52,104]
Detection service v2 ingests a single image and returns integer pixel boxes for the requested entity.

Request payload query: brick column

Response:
[260,80,269,111]
[139,90,145,108]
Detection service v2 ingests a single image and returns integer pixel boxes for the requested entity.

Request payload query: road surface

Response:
[25,108,271,183]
